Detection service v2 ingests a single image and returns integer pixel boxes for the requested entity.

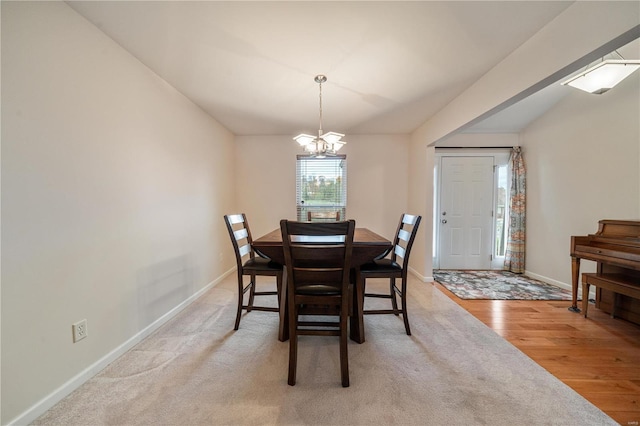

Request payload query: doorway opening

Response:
[433,148,511,270]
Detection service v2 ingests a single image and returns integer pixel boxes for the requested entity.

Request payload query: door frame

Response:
[433,148,511,270]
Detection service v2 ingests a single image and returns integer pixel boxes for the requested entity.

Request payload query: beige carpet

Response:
[33,275,616,425]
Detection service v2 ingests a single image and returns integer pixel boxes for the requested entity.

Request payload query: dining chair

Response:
[307,210,341,222]
[358,213,421,335]
[224,214,283,331]
[280,219,356,387]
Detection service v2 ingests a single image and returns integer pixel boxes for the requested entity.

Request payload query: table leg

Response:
[278,269,289,342]
[350,269,365,343]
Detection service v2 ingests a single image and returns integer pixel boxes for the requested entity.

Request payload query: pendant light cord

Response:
[318,79,324,136]
[314,74,327,137]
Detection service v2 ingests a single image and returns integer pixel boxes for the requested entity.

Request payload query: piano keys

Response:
[570,220,640,323]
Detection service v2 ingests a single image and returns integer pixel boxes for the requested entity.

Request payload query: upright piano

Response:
[570,220,640,323]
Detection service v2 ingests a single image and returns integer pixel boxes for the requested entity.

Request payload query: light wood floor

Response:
[433,282,640,426]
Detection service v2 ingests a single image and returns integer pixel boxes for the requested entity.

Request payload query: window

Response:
[296,155,347,221]
[494,164,509,257]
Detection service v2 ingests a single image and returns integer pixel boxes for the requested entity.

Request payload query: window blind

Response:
[296,155,347,221]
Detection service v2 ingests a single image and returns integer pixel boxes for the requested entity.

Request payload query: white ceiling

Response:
[67,1,622,137]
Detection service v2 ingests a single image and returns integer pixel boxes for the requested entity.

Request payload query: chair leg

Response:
[390,277,399,315]
[340,307,350,387]
[400,279,411,336]
[278,271,289,342]
[247,273,256,312]
[288,303,298,386]
[234,271,244,330]
[274,271,284,340]
[276,273,283,309]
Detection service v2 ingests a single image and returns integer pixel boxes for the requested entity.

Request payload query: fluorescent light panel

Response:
[562,60,640,94]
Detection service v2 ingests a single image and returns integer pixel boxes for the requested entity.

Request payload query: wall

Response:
[406,135,434,281]
[521,73,640,285]
[436,133,519,148]
[1,2,236,423]
[234,134,410,241]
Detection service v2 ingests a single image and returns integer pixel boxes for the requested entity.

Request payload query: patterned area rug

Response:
[434,270,573,300]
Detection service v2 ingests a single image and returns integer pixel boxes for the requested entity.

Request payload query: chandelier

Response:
[293,75,346,158]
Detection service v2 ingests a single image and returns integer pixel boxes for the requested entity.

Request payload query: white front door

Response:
[439,156,494,269]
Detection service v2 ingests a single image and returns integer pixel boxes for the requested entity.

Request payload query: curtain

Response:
[504,147,526,273]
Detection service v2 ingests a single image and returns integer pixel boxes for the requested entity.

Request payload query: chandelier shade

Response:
[561,59,640,94]
[293,75,346,158]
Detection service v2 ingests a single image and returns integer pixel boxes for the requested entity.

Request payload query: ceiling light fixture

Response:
[561,51,640,94]
[293,75,346,158]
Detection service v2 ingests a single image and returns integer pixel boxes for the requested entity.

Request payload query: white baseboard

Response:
[8,268,235,426]
[409,267,434,283]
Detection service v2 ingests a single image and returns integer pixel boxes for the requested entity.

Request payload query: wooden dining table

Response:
[252,227,392,343]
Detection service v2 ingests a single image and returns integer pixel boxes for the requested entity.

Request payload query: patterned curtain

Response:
[504,147,526,273]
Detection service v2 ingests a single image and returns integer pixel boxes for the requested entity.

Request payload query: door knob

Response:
[441,219,447,224]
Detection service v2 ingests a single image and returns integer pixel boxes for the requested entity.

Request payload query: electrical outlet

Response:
[72,319,88,342]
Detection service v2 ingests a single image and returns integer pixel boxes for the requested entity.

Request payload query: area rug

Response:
[32,275,612,425]
[434,269,574,300]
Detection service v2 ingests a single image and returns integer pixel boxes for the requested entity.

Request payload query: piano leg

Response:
[569,257,581,313]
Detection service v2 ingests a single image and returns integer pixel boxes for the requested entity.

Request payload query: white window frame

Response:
[296,155,347,221]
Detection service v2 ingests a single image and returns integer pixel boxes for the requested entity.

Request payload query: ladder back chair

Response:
[280,219,356,387]
[358,213,421,336]
[224,214,283,331]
